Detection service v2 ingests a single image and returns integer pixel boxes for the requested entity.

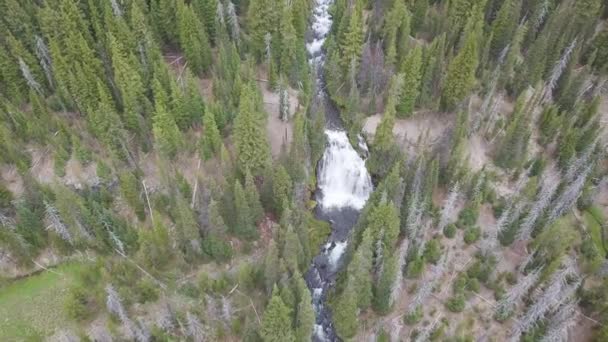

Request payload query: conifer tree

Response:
[411,0,429,33]
[294,273,314,342]
[264,239,280,294]
[177,1,212,75]
[489,0,521,61]
[442,12,480,111]
[234,86,271,176]
[152,85,182,158]
[193,0,218,43]
[349,229,374,309]
[495,94,530,169]
[200,108,221,160]
[334,277,359,339]
[273,165,293,216]
[245,171,265,223]
[246,0,276,60]
[233,180,256,238]
[397,46,423,117]
[339,2,364,70]
[260,286,296,342]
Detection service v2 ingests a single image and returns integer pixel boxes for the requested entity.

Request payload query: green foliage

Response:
[234,86,271,176]
[424,239,442,264]
[441,12,481,111]
[404,305,423,324]
[397,46,423,117]
[234,180,257,239]
[446,294,466,312]
[444,223,457,238]
[118,171,145,220]
[260,286,296,342]
[177,1,212,75]
[333,278,359,339]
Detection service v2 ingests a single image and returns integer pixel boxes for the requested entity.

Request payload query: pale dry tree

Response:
[437,182,459,233]
[19,58,42,94]
[226,1,240,45]
[220,295,233,325]
[45,201,73,244]
[415,314,442,342]
[87,323,113,342]
[186,311,208,342]
[510,259,579,340]
[216,1,225,27]
[517,175,558,241]
[279,83,290,121]
[49,329,79,342]
[389,239,409,307]
[544,38,578,101]
[541,301,579,342]
[110,0,123,17]
[405,159,425,239]
[495,268,541,319]
[34,35,53,88]
[106,284,127,321]
[156,302,175,331]
[548,164,593,222]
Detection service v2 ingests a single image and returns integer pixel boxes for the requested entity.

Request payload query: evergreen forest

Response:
[1,0,608,341]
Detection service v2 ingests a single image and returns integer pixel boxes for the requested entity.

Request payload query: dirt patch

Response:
[29,145,56,184]
[63,158,99,190]
[0,165,23,197]
[256,69,299,158]
[467,134,491,171]
[363,111,453,152]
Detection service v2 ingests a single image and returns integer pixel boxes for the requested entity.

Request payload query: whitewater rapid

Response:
[304,0,373,340]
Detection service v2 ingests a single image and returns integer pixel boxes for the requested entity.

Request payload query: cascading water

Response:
[304,0,373,340]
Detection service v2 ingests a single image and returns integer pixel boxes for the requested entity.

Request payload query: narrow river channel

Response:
[304,0,373,339]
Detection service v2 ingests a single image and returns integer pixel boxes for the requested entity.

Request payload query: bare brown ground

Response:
[0,165,23,197]
[363,111,453,153]
[256,69,299,158]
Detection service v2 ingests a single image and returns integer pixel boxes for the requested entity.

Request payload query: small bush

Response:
[423,239,442,264]
[407,256,425,279]
[65,286,94,320]
[443,223,456,238]
[404,306,423,324]
[463,226,481,244]
[446,295,466,312]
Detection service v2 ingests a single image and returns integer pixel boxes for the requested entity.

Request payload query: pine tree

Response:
[177,1,212,75]
[294,273,314,342]
[349,229,374,309]
[108,33,144,136]
[373,251,398,314]
[397,46,423,117]
[234,180,256,238]
[260,286,296,342]
[193,0,218,43]
[234,86,271,176]
[441,12,480,111]
[152,84,183,158]
[273,165,293,216]
[278,4,299,84]
[200,108,221,160]
[284,225,303,272]
[246,0,277,60]
[339,1,364,70]
[495,94,530,169]
[263,239,280,294]
[410,0,429,33]
[334,277,359,339]
[118,171,145,220]
[245,171,264,223]
[489,0,521,61]
[382,0,409,66]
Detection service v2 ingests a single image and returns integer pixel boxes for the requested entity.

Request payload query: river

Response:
[304,0,373,340]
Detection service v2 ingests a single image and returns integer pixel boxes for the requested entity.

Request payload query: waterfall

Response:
[317,130,372,210]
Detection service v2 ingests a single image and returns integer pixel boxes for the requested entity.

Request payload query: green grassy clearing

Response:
[584,209,606,255]
[0,262,85,341]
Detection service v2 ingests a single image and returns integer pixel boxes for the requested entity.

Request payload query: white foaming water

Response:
[326,241,347,269]
[314,324,327,341]
[307,0,333,57]
[318,130,372,210]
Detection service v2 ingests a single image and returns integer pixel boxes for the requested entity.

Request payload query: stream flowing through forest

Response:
[304,0,373,340]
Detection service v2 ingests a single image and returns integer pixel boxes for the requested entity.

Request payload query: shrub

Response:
[446,295,466,312]
[423,239,442,264]
[65,286,94,320]
[463,226,481,244]
[404,306,423,324]
[443,223,456,238]
[407,256,425,279]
